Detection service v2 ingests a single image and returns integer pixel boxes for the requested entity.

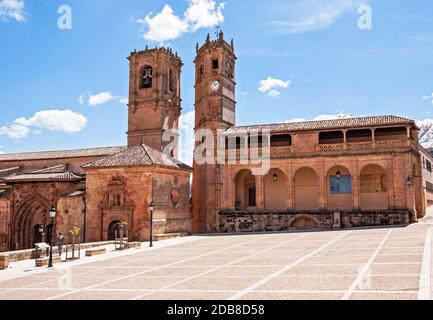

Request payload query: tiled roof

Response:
[66,190,86,197]
[30,164,67,174]
[224,115,416,135]
[3,172,83,182]
[82,143,192,171]
[0,146,126,162]
[0,167,21,177]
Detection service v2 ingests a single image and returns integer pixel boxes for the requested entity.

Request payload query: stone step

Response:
[0,255,9,270]
[128,242,141,249]
[154,233,188,241]
[85,247,106,257]
[35,256,61,267]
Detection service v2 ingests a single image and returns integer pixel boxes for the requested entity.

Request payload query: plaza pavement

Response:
[0,220,432,300]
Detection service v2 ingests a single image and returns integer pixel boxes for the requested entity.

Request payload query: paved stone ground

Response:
[0,222,432,300]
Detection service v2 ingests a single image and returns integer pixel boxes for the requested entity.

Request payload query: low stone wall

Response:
[219,210,413,233]
[3,241,115,263]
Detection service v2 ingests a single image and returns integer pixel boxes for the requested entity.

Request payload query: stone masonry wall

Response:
[0,198,10,252]
[219,210,412,233]
[56,195,85,241]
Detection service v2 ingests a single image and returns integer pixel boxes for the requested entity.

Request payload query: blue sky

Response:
[1,0,433,161]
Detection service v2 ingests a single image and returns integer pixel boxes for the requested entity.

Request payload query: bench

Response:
[85,247,106,257]
[0,255,9,270]
[35,256,61,267]
[128,242,141,249]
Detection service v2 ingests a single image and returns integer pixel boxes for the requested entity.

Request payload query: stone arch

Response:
[139,65,153,89]
[235,169,256,210]
[326,165,353,210]
[100,176,135,241]
[294,167,319,210]
[360,164,388,210]
[289,214,320,230]
[13,195,51,250]
[108,220,122,241]
[264,168,287,210]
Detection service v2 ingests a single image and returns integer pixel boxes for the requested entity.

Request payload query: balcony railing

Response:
[225,139,412,161]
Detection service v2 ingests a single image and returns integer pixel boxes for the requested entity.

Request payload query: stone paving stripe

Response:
[45,233,278,300]
[131,233,311,300]
[341,229,392,300]
[228,231,351,300]
[417,227,432,300]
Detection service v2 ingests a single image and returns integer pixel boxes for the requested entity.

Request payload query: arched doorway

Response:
[294,167,319,210]
[33,224,43,245]
[235,170,256,210]
[326,166,353,210]
[108,220,121,240]
[360,164,388,210]
[290,215,319,230]
[264,168,287,210]
[13,196,50,250]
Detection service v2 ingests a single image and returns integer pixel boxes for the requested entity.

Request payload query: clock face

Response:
[210,80,220,91]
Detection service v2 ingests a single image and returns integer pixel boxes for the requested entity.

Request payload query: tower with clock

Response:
[192,31,237,233]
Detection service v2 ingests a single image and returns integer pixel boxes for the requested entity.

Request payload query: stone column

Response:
[318,161,326,210]
[406,126,412,147]
[287,163,294,210]
[255,175,265,210]
[352,160,361,210]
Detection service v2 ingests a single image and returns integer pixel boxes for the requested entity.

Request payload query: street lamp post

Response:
[48,207,57,268]
[149,201,154,248]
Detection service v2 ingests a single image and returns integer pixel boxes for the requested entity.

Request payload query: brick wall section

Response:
[56,195,85,240]
[0,198,10,251]
[85,166,191,243]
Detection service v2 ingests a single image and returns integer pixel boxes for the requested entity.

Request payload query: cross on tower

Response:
[215,25,221,38]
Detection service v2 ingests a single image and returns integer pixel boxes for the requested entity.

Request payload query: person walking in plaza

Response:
[57,233,65,258]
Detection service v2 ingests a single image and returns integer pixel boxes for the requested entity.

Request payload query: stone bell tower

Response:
[127,47,183,157]
[192,31,237,232]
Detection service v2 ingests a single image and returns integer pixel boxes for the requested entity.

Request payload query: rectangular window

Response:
[212,59,219,69]
[330,176,352,194]
[427,160,432,172]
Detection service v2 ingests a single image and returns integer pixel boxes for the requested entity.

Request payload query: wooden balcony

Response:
[320,139,411,153]
[225,139,416,162]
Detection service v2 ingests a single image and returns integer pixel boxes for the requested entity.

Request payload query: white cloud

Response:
[270,0,363,34]
[185,0,225,32]
[88,92,115,107]
[138,4,188,43]
[285,113,353,123]
[258,76,291,97]
[119,98,128,105]
[178,110,195,165]
[422,93,433,105]
[78,94,86,104]
[0,124,30,139]
[179,110,195,130]
[267,90,281,98]
[0,0,26,22]
[14,109,87,133]
[80,92,126,107]
[138,0,225,43]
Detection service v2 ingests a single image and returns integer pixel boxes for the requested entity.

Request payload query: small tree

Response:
[69,226,81,259]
